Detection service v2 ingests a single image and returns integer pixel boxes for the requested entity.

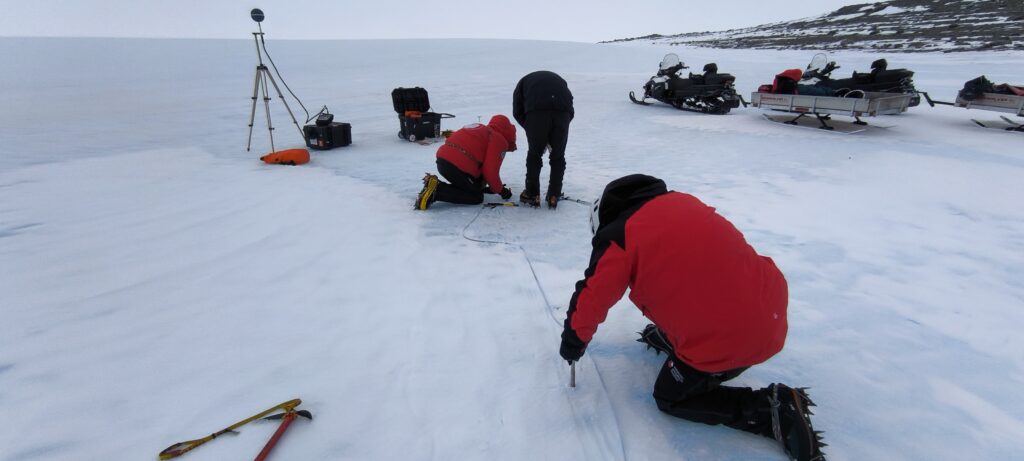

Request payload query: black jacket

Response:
[512,71,574,126]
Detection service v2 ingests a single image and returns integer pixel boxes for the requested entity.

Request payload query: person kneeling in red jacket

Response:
[415,115,517,210]
[560,174,825,461]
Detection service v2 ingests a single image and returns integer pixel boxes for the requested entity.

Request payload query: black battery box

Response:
[303,122,351,150]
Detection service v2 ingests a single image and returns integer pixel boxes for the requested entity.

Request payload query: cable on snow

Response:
[461,203,628,461]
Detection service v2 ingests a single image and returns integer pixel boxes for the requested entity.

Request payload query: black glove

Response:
[560,326,587,363]
[499,186,513,200]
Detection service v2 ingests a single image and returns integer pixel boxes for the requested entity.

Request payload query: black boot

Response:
[520,190,540,207]
[546,194,559,209]
[767,384,826,461]
[637,324,674,356]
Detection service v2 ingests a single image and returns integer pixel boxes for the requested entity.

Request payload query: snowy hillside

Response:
[604,0,1024,52]
[1,37,1023,460]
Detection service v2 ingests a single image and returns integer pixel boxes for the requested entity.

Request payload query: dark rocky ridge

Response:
[603,0,1023,52]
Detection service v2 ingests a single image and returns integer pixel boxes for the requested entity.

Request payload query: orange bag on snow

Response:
[260,148,310,166]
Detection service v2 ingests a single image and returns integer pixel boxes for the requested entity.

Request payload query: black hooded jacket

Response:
[512,71,574,126]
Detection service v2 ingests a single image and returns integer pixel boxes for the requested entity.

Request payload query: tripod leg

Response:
[263,71,305,140]
[259,69,276,152]
[246,68,262,152]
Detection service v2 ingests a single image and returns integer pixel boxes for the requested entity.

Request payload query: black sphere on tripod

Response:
[251,8,265,23]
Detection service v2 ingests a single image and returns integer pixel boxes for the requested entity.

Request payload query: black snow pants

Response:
[434,158,485,205]
[523,110,572,199]
[653,350,773,437]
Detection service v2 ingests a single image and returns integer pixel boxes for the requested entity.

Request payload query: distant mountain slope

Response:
[603,0,1024,52]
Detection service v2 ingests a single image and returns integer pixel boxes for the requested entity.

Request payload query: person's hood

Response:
[777,68,804,81]
[596,174,668,230]
[487,115,517,151]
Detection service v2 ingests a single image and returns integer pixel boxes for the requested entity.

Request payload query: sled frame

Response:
[955,93,1024,117]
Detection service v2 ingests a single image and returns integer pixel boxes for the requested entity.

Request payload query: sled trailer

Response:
[751,91,912,131]
[955,92,1024,117]
[751,91,912,118]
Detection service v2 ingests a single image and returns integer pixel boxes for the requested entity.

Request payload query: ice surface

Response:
[1,37,1023,460]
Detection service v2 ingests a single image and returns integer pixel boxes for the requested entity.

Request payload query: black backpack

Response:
[959,76,995,101]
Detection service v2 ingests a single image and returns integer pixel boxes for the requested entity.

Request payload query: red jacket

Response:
[566,177,788,372]
[436,115,516,194]
[772,68,804,94]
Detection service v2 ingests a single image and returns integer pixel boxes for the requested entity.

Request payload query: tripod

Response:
[246,23,304,152]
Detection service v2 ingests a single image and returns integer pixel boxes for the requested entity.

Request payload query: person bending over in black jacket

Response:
[513,70,574,209]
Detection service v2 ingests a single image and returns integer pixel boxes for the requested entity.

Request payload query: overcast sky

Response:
[0,0,872,42]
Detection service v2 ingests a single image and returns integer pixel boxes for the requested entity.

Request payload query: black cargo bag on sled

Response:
[391,87,454,142]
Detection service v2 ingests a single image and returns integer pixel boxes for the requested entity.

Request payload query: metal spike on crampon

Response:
[796,387,817,406]
[769,384,827,461]
[637,324,674,356]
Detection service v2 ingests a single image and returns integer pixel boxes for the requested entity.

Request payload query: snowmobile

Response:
[801,53,922,107]
[629,53,744,114]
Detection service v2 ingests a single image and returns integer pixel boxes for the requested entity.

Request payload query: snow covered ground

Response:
[1,37,1023,460]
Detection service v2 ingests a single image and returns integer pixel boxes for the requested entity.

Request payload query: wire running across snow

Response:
[460,203,628,461]
[257,28,313,123]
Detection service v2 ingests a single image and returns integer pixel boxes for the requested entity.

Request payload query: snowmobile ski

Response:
[970,117,1024,132]
[761,113,868,134]
[1000,116,1024,131]
[629,91,652,105]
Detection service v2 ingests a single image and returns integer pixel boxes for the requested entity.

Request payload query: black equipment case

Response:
[391,87,453,142]
[303,122,351,150]
[303,111,351,150]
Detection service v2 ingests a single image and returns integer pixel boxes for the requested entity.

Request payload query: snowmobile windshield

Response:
[807,53,828,73]
[660,54,683,72]
[803,53,830,82]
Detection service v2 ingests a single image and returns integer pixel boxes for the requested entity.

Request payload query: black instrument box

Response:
[303,122,351,150]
